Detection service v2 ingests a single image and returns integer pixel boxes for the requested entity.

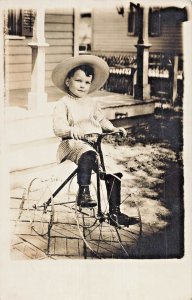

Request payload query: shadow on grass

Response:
[106,108,184,258]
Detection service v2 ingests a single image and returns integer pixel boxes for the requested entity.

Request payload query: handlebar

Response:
[61,131,125,145]
[83,131,124,144]
[84,131,121,138]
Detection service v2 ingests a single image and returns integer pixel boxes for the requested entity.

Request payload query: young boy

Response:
[52,55,129,226]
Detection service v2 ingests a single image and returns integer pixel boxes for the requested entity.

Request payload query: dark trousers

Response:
[77,151,97,185]
[105,173,123,211]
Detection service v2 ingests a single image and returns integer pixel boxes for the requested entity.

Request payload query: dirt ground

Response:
[102,107,184,258]
[10,106,183,260]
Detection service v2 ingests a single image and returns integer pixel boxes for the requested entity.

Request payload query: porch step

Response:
[7,96,155,177]
[10,160,76,191]
[9,136,58,173]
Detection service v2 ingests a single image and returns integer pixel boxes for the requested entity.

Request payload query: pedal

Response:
[96,213,105,223]
[108,213,131,228]
[108,214,122,229]
[99,172,106,180]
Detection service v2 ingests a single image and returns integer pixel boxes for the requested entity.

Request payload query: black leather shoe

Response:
[77,186,97,208]
[109,207,130,227]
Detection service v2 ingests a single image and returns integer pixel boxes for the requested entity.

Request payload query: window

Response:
[8,9,35,37]
[127,4,144,37]
[128,6,140,36]
[128,6,161,37]
[149,8,161,37]
[148,7,187,37]
[128,7,136,35]
[79,11,92,53]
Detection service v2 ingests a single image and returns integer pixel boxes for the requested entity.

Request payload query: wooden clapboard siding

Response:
[9,80,31,90]
[8,55,32,64]
[7,64,31,72]
[6,9,75,91]
[6,35,32,90]
[92,9,137,53]
[149,23,183,53]
[45,10,75,88]
[45,54,71,63]
[45,71,52,80]
[8,72,31,82]
[45,32,73,39]
[45,78,56,87]
[45,23,73,32]
[8,46,32,55]
[45,14,73,24]
[45,62,58,71]
[6,38,32,90]
[7,38,32,46]
[46,39,73,46]
[92,8,183,54]
[45,8,73,15]
[45,46,73,54]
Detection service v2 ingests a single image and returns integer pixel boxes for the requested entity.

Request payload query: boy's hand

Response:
[113,127,127,137]
[70,127,84,140]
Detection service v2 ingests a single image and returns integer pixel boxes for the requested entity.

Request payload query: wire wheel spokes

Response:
[67,174,98,257]
[27,178,54,236]
[15,188,27,223]
[67,174,142,258]
[67,174,125,258]
[114,199,142,255]
[76,213,129,259]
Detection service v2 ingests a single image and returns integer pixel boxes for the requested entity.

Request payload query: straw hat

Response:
[52,55,109,94]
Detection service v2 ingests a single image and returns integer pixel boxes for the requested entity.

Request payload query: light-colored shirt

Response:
[53,94,116,164]
[53,94,115,139]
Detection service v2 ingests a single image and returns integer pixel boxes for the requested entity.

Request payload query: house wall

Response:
[92,8,183,55]
[5,37,33,90]
[6,9,75,91]
[45,8,74,88]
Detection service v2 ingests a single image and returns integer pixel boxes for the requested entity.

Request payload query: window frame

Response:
[7,9,35,38]
[128,6,162,38]
[127,6,140,36]
[148,8,161,37]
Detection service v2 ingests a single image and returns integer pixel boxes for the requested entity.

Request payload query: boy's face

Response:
[65,69,92,98]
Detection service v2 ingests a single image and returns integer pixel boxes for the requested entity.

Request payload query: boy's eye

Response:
[75,79,91,85]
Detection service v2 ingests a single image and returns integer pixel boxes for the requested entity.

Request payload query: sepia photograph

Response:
[0,0,192,299]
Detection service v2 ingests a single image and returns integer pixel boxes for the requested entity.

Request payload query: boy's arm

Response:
[94,102,127,136]
[53,101,72,138]
[94,102,116,132]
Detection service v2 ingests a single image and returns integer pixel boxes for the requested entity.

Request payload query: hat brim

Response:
[52,55,109,94]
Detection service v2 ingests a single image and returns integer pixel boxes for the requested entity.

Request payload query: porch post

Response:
[28,8,49,111]
[134,5,151,100]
